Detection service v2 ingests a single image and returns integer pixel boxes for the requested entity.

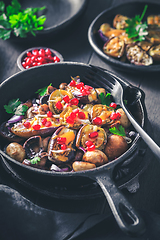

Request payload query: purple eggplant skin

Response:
[48,126,76,164]
[0,121,23,142]
[98,29,109,43]
[23,135,44,159]
[126,43,153,66]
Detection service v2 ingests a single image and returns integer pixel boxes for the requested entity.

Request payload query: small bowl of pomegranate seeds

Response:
[17,47,64,71]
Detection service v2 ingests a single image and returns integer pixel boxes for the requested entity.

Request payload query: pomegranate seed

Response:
[26,51,32,57]
[57,137,66,144]
[56,101,63,110]
[70,98,79,106]
[22,62,27,68]
[26,57,32,66]
[63,95,70,103]
[31,56,36,61]
[25,65,30,69]
[23,121,31,128]
[92,117,102,125]
[39,48,45,57]
[61,144,67,150]
[78,111,85,119]
[32,49,39,57]
[85,140,93,147]
[73,108,79,114]
[89,131,98,138]
[66,116,74,124]
[84,85,93,90]
[53,56,60,62]
[37,57,44,63]
[41,118,47,125]
[87,144,96,151]
[76,82,84,89]
[70,112,77,119]
[69,80,76,87]
[33,124,41,130]
[110,112,121,120]
[32,62,38,66]
[47,111,53,117]
[45,48,52,56]
[109,102,117,109]
[45,121,52,127]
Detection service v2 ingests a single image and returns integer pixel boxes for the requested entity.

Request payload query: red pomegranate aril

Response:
[70,98,79,106]
[69,80,76,87]
[73,108,79,114]
[92,117,102,125]
[87,144,95,151]
[47,111,53,117]
[39,49,45,57]
[32,62,38,66]
[26,51,32,57]
[45,48,52,56]
[85,140,93,147]
[45,121,52,127]
[33,124,41,130]
[22,62,27,68]
[70,112,77,119]
[110,112,121,120]
[31,56,36,61]
[89,131,98,138]
[84,85,92,90]
[57,137,66,144]
[53,56,60,62]
[63,95,70,103]
[41,118,47,125]
[56,101,63,110]
[32,49,39,57]
[76,82,84,89]
[26,65,30,69]
[26,57,32,66]
[61,144,67,150]
[109,102,117,109]
[66,116,74,124]
[23,121,31,128]
[78,111,85,119]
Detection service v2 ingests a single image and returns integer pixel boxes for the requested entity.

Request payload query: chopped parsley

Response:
[99,92,112,106]
[109,125,126,137]
[29,156,41,165]
[4,98,28,115]
[36,83,52,96]
[125,5,148,42]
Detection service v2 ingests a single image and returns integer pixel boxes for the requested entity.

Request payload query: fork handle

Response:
[122,102,160,160]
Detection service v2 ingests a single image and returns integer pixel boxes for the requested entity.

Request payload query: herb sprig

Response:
[4,98,28,115]
[0,0,46,40]
[125,5,148,42]
[36,83,52,96]
[109,125,126,137]
[99,92,112,106]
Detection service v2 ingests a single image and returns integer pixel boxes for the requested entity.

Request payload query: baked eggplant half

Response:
[113,14,129,30]
[103,37,125,58]
[48,126,76,163]
[76,124,107,151]
[91,104,114,126]
[126,43,153,66]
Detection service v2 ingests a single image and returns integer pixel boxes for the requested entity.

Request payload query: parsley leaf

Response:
[29,156,41,165]
[125,5,148,42]
[109,125,126,137]
[4,98,28,115]
[36,83,52,96]
[99,92,112,106]
[0,0,46,40]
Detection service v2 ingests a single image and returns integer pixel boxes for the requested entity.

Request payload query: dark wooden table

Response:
[1,0,160,236]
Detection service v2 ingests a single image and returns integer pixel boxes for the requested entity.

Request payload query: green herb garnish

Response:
[125,5,148,42]
[99,92,112,106]
[109,125,126,137]
[4,98,28,115]
[36,83,52,96]
[29,156,41,165]
[0,0,46,40]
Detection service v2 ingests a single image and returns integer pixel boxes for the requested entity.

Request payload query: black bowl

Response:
[88,0,160,72]
[17,47,64,70]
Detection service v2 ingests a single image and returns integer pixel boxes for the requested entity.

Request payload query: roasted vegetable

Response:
[82,149,108,166]
[103,37,125,58]
[147,15,160,27]
[126,43,153,66]
[91,104,113,126]
[76,124,107,151]
[6,142,26,162]
[72,161,96,172]
[48,126,76,163]
[149,44,160,61]
[113,14,129,30]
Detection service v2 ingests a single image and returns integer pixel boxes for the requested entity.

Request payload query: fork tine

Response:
[84,75,112,93]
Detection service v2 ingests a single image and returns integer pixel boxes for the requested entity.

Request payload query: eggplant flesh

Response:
[149,44,160,61]
[48,126,76,163]
[103,37,125,58]
[91,104,113,126]
[113,14,129,30]
[126,44,153,66]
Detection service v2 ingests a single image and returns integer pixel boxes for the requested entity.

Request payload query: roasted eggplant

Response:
[48,126,76,163]
[113,14,129,30]
[76,124,107,151]
[149,44,160,61]
[91,104,114,126]
[126,43,153,66]
[103,37,125,58]
[147,15,160,27]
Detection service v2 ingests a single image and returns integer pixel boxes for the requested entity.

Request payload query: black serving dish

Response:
[88,0,160,72]
[0,62,147,236]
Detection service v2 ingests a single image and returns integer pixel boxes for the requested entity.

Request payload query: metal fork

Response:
[84,65,160,161]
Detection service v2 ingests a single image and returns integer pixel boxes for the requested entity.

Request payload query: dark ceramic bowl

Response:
[0,62,146,236]
[17,47,64,71]
[88,0,160,72]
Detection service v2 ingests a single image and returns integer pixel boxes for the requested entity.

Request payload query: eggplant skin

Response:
[126,43,153,66]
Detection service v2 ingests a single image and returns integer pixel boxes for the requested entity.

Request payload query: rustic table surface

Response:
[0,0,160,239]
